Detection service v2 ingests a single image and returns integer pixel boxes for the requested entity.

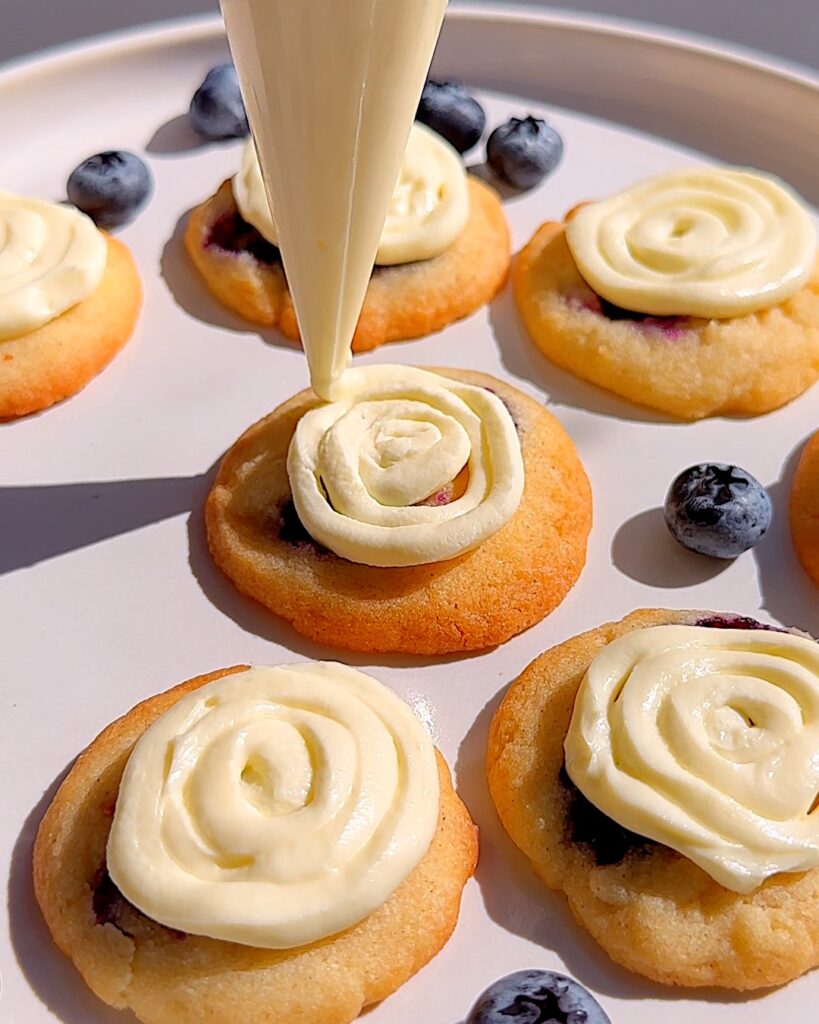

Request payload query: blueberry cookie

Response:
[514,169,819,419]
[488,608,819,989]
[206,367,591,655]
[185,127,509,352]
[34,663,478,1024]
[0,193,141,418]
[791,430,819,587]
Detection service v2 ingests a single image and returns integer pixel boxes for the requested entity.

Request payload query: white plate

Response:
[2,6,818,1023]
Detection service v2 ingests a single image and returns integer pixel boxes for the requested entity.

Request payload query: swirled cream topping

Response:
[0,192,107,340]
[286,364,524,567]
[107,663,439,948]
[564,625,819,893]
[233,123,469,267]
[565,168,816,318]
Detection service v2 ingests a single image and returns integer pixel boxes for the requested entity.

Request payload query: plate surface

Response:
[2,6,818,1023]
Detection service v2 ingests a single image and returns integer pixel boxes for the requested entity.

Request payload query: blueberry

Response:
[67,151,152,229]
[416,80,486,153]
[664,463,773,559]
[466,969,611,1024]
[189,63,249,140]
[486,116,563,190]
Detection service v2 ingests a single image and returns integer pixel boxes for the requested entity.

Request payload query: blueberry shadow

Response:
[487,285,673,425]
[0,475,207,577]
[160,208,299,354]
[466,161,522,202]
[7,767,134,1024]
[185,456,490,670]
[145,113,208,156]
[611,507,731,588]
[457,691,766,1005]
[756,438,819,636]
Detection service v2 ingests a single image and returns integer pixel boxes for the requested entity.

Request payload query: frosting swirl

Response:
[107,663,439,948]
[0,191,107,340]
[286,365,524,567]
[564,625,819,893]
[233,123,469,266]
[565,168,816,318]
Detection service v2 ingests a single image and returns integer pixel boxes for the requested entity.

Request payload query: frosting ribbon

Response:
[564,625,819,892]
[233,123,469,267]
[0,191,107,340]
[107,663,440,948]
[286,365,524,567]
[565,168,816,318]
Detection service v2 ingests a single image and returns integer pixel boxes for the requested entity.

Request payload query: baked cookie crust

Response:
[205,369,592,655]
[487,608,819,990]
[34,665,478,1024]
[185,177,510,351]
[0,235,142,419]
[791,430,819,587]
[513,218,819,420]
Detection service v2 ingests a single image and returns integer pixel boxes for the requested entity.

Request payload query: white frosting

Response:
[565,168,816,318]
[0,192,107,340]
[107,663,439,948]
[564,625,819,893]
[220,0,449,398]
[233,123,468,267]
[286,365,524,567]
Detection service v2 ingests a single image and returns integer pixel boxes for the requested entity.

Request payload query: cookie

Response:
[791,430,819,587]
[184,176,509,351]
[487,608,819,990]
[205,369,592,655]
[513,216,819,420]
[0,236,142,419]
[34,665,478,1024]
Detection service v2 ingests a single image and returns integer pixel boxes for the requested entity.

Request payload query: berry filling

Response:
[91,868,136,938]
[695,614,786,632]
[560,767,653,865]
[205,210,283,266]
[565,290,691,338]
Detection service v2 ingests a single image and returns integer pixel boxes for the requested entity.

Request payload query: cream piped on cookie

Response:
[286,364,524,567]
[564,624,819,893]
[0,192,107,339]
[107,662,439,948]
[234,123,469,268]
[566,168,816,318]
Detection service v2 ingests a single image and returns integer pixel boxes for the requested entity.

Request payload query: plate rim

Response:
[1,2,816,95]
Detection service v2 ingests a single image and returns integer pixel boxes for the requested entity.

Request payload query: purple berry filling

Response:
[276,500,332,555]
[560,766,653,865]
[695,614,787,632]
[91,869,136,938]
[565,290,691,338]
[205,210,282,266]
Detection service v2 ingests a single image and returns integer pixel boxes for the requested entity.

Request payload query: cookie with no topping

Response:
[487,608,819,990]
[791,430,819,587]
[34,665,478,1024]
[184,176,509,351]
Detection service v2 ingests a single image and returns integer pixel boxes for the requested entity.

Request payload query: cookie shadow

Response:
[159,209,300,354]
[7,768,135,1024]
[145,113,208,156]
[612,507,731,588]
[466,161,522,202]
[185,456,487,670]
[457,692,766,1005]
[487,286,679,426]
[756,437,819,636]
[0,475,208,577]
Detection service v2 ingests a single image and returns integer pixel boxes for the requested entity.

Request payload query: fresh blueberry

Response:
[486,115,563,189]
[664,463,773,559]
[67,151,153,229]
[189,63,249,140]
[466,969,611,1024]
[416,80,486,153]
